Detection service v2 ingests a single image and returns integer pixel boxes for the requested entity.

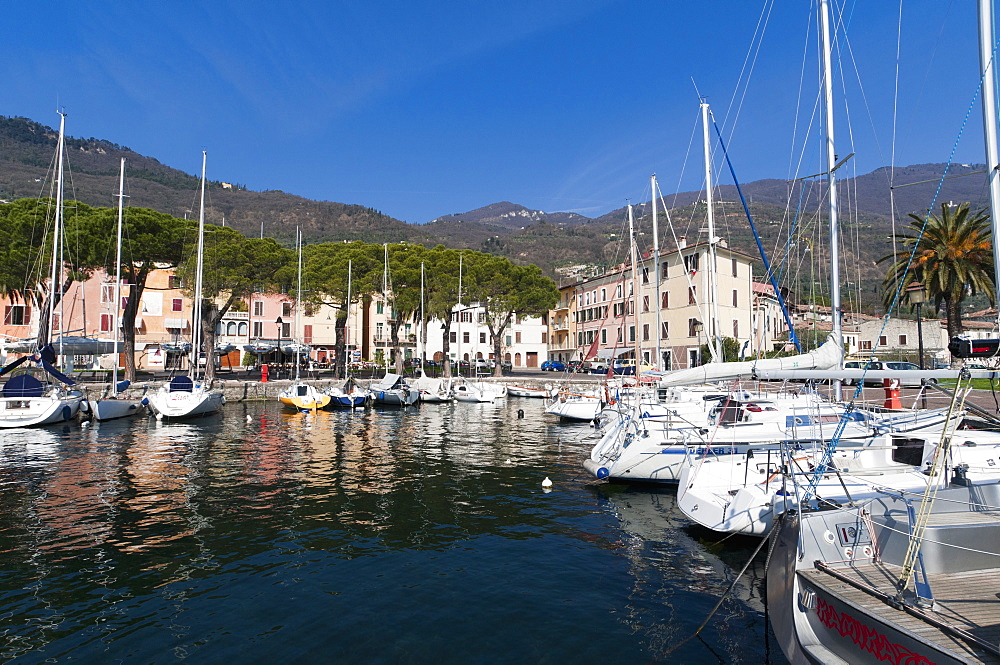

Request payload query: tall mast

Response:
[420,261,426,366]
[980,0,1000,325]
[346,259,353,372]
[191,151,207,380]
[48,111,67,351]
[820,0,843,398]
[628,204,641,365]
[112,158,126,392]
[294,227,302,381]
[651,174,662,370]
[700,100,721,362]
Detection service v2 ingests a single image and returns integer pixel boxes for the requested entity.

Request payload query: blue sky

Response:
[0,1,988,223]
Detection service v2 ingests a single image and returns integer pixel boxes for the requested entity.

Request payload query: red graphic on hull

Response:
[816,597,935,665]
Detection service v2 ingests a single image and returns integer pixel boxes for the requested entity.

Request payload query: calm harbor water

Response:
[0,399,786,664]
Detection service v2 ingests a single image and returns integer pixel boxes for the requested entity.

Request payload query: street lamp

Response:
[906,283,926,369]
[275,316,283,378]
[693,319,704,367]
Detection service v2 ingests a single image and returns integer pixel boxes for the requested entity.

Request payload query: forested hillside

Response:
[0,115,990,312]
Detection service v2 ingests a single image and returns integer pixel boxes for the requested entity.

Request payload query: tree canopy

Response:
[879,202,994,342]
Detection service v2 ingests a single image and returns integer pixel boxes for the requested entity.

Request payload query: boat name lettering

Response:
[816,598,933,665]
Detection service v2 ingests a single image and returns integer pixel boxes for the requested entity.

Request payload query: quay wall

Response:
[105,375,599,403]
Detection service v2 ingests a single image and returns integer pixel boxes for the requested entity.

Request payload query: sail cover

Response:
[657,334,843,387]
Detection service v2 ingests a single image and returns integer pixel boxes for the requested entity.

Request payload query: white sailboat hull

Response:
[88,397,143,421]
[0,391,83,428]
[145,384,225,419]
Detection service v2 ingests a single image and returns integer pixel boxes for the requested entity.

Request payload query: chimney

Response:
[678,236,687,249]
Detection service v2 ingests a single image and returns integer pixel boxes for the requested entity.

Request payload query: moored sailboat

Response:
[144,151,224,419]
[277,229,330,411]
[88,157,143,421]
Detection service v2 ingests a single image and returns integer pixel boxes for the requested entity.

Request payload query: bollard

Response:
[261,364,269,383]
[882,377,901,409]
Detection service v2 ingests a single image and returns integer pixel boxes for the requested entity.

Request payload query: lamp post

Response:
[693,319,704,367]
[906,283,926,369]
[275,316,283,379]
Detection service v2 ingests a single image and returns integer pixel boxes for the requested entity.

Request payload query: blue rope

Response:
[711,120,802,352]
[802,36,999,503]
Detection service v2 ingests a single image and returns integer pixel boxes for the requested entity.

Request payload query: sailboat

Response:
[87,158,143,421]
[0,112,85,428]
[324,259,371,408]
[278,229,330,411]
[766,2,1000,662]
[144,151,225,420]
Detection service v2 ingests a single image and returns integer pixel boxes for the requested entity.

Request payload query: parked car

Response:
[589,360,609,373]
[474,359,492,373]
[843,360,928,387]
[567,360,591,373]
[541,360,566,372]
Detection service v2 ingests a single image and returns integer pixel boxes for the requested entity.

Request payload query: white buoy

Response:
[541,477,553,488]
[81,421,90,427]
[246,414,252,423]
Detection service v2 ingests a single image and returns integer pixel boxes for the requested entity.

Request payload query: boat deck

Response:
[801,561,1000,664]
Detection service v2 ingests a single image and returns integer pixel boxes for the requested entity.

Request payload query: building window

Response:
[169,275,181,289]
[861,340,872,350]
[101,283,115,303]
[661,261,669,278]
[642,295,650,312]
[661,291,669,309]
[732,257,739,277]
[4,305,26,326]
[172,298,183,312]
[375,323,384,341]
[450,332,457,343]
[480,332,486,343]
[252,322,263,338]
[732,290,738,307]
[601,329,607,344]
[688,286,697,305]
[515,331,522,344]
[600,288,606,301]
[733,320,739,338]
[281,322,291,338]
[253,301,263,316]
[100,313,113,333]
[463,332,470,344]
[629,326,635,342]
[641,267,649,284]
[688,318,699,337]
[879,335,887,346]
[642,324,649,341]
[282,302,293,318]
[661,322,669,339]
[541,332,547,343]
[899,334,907,346]
[684,253,699,272]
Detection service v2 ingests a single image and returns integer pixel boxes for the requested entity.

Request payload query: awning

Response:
[593,349,631,360]
[164,318,188,329]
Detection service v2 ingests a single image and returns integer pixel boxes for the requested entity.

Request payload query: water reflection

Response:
[0,400,779,664]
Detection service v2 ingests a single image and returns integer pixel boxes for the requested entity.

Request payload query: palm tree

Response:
[879,202,994,340]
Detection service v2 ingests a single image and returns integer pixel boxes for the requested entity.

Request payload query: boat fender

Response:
[583,459,610,480]
[61,405,72,421]
[141,397,149,406]
[517,409,524,419]
[79,400,90,414]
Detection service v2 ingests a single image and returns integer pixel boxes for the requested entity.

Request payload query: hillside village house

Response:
[550,238,784,369]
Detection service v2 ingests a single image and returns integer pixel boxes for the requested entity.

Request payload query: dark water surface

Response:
[0,399,786,664]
